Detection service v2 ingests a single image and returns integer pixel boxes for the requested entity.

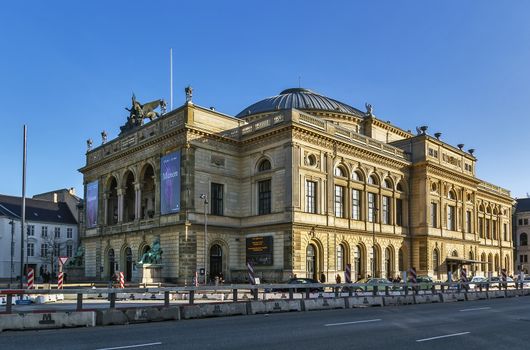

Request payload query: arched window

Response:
[451,250,458,257]
[210,244,223,280]
[433,249,440,279]
[334,166,346,177]
[448,190,456,200]
[383,178,392,189]
[258,159,271,172]
[521,232,528,246]
[368,174,378,185]
[306,244,317,280]
[336,244,345,271]
[354,245,364,280]
[396,181,404,192]
[352,170,363,181]
[385,247,394,279]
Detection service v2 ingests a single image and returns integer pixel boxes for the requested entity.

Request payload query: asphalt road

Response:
[2,297,530,350]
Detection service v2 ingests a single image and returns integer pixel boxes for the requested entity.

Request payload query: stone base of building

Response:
[135,264,163,284]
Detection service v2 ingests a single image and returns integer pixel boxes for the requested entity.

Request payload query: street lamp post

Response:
[200,194,208,284]
[9,220,14,286]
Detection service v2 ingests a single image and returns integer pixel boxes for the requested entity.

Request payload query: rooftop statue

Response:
[120,94,167,135]
[66,246,85,267]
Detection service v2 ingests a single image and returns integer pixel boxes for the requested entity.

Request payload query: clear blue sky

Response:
[1,1,529,199]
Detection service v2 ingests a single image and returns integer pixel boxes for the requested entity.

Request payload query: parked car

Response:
[468,276,488,290]
[415,276,434,290]
[268,278,323,293]
[487,276,514,288]
[353,278,394,292]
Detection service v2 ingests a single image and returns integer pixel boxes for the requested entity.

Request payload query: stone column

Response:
[103,192,109,225]
[134,182,142,220]
[117,188,124,223]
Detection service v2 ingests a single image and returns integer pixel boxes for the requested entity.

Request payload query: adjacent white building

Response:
[0,194,79,282]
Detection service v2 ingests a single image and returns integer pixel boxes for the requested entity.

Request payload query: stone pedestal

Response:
[64,266,86,282]
[135,264,163,284]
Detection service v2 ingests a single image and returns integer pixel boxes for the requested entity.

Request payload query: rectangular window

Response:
[526,255,529,263]
[525,219,529,226]
[334,185,345,218]
[41,226,48,238]
[479,218,484,238]
[368,193,376,223]
[54,227,60,238]
[486,219,491,239]
[41,244,48,257]
[382,196,391,224]
[27,243,34,257]
[396,198,403,226]
[466,211,472,233]
[27,225,35,236]
[352,189,361,220]
[431,202,438,227]
[258,180,271,215]
[447,205,455,231]
[54,243,60,256]
[211,183,224,216]
[67,228,73,239]
[305,181,317,214]
[520,255,524,263]
[520,219,524,225]
[504,223,508,241]
[67,244,73,257]
[492,221,497,240]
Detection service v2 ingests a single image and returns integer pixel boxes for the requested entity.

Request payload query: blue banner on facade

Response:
[86,181,99,228]
[160,151,181,215]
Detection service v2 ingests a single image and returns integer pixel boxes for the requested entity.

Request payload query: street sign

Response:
[58,257,68,266]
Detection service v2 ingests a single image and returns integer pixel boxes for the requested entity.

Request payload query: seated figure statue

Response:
[67,246,85,267]
[138,238,163,264]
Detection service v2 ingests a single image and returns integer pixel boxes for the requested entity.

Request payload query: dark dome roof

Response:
[236,88,364,118]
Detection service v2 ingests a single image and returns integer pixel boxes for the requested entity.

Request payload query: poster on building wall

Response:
[160,151,181,215]
[246,236,273,265]
[86,181,99,228]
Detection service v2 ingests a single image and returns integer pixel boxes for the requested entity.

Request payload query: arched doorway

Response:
[125,247,132,281]
[354,245,364,280]
[385,247,394,279]
[108,249,115,278]
[209,244,223,280]
[306,244,317,280]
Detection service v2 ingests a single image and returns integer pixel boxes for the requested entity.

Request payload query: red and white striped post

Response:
[247,260,256,285]
[408,267,417,284]
[58,272,64,289]
[119,271,125,289]
[345,263,352,283]
[460,267,468,283]
[27,268,34,289]
[501,268,507,282]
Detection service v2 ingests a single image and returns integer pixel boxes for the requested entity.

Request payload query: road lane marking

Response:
[325,319,382,327]
[95,342,162,350]
[459,307,491,312]
[416,332,470,342]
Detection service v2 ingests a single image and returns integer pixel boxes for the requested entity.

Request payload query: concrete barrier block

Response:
[414,294,440,304]
[383,295,414,306]
[180,302,247,319]
[505,290,522,298]
[96,309,128,326]
[303,298,346,311]
[248,300,302,314]
[160,306,180,320]
[487,290,506,299]
[347,296,383,307]
[465,292,488,301]
[124,307,163,323]
[0,311,95,332]
[440,293,466,302]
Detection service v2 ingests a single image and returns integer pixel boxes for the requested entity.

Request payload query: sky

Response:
[1,1,529,199]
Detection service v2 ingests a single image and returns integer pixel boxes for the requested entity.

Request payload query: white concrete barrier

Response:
[347,296,384,307]
[0,311,95,332]
[303,298,346,311]
[465,292,488,301]
[487,290,506,299]
[383,295,414,306]
[180,302,247,319]
[440,292,466,302]
[96,309,128,326]
[414,294,440,304]
[248,300,302,314]
[124,307,163,323]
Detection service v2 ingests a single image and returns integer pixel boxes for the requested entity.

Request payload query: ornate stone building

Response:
[79,88,514,283]
[515,198,530,274]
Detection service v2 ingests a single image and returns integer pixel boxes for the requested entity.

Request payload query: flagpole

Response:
[170,48,173,111]
[20,125,27,289]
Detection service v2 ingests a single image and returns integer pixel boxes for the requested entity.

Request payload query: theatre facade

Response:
[79,88,514,284]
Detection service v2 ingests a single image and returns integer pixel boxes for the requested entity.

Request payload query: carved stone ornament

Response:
[120,94,167,136]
